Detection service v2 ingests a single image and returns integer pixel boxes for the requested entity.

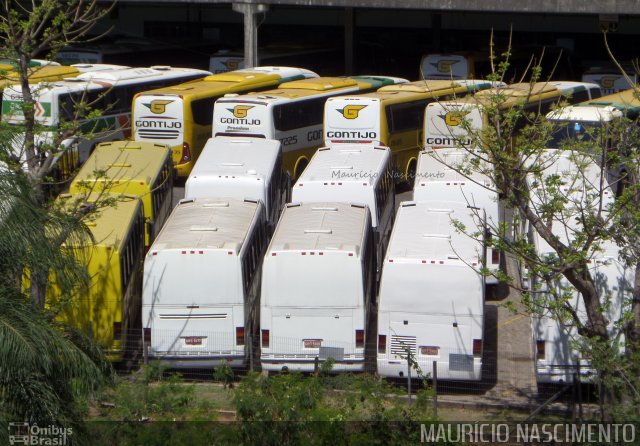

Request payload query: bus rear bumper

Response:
[260,357,365,373]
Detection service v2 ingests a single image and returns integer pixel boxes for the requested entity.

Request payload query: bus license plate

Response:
[304,339,322,348]
[184,336,204,346]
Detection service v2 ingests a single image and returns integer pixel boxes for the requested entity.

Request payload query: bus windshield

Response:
[547,121,602,149]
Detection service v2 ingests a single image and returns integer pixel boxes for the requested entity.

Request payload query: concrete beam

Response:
[126,0,640,16]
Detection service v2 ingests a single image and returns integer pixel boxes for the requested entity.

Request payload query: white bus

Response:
[291,144,395,270]
[413,149,501,284]
[212,75,408,180]
[142,197,269,368]
[521,149,622,383]
[2,65,210,177]
[184,136,289,230]
[260,202,376,372]
[377,200,485,381]
[545,88,640,196]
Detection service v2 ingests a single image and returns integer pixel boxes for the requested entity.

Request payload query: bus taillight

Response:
[261,329,270,348]
[473,339,483,357]
[491,249,501,265]
[113,322,122,341]
[236,327,245,346]
[378,334,387,354]
[355,329,365,348]
[180,142,191,164]
[536,340,545,359]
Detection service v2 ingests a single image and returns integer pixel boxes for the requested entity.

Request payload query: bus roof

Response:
[296,144,389,187]
[416,149,493,187]
[331,79,496,104]
[135,66,317,97]
[188,136,280,181]
[217,76,377,104]
[150,197,262,253]
[70,140,171,189]
[56,193,142,251]
[268,202,369,255]
[1,65,81,89]
[577,88,640,115]
[378,79,495,94]
[385,201,482,263]
[6,66,209,96]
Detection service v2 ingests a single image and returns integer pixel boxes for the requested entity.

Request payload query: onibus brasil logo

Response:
[8,422,72,445]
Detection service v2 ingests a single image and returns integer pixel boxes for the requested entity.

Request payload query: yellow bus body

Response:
[69,140,173,247]
[47,193,145,362]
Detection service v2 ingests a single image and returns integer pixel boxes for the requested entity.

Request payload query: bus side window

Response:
[192,97,217,126]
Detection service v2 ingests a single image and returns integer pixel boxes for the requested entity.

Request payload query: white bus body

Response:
[142,197,268,368]
[184,136,288,229]
[522,149,622,383]
[377,201,485,381]
[527,231,629,384]
[2,66,210,166]
[291,144,395,269]
[260,202,376,372]
[413,149,501,284]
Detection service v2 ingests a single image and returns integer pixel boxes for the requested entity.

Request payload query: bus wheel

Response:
[294,159,309,182]
[399,160,417,192]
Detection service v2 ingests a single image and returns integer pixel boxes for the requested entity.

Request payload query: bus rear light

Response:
[180,142,191,163]
[236,327,245,346]
[473,339,482,357]
[491,249,501,265]
[261,329,270,348]
[378,334,387,353]
[355,329,365,348]
[536,340,545,359]
[113,322,122,341]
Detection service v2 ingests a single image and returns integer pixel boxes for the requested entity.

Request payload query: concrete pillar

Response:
[232,2,269,69]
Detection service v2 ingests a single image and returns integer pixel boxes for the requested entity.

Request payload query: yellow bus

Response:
[48,193,145,362]
[213,75,408,180]
[423,81,604,152]
[323,79,499,185]
[132,66,318,178]
[69,140,173,248]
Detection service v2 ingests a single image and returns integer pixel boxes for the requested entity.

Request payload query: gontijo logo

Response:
[431,59,459,73]
[439,110,470,126]
[225,58,243,71]
[229,105,254,118]
[142,99,174,114]
[337,105,367,119]
[596,75,620,89]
